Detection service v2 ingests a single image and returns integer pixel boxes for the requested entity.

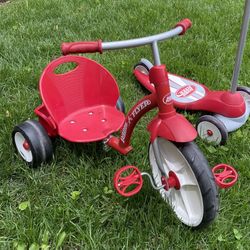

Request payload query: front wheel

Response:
[149,138,219,228]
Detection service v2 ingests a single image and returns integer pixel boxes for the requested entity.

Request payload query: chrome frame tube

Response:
[102,26,183,50]
[141,172,165,190]
[151,41,161,66]
[102,26,183,66]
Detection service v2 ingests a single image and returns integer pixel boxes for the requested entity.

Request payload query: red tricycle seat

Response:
[59,105,124,142]
[38,55,125,142]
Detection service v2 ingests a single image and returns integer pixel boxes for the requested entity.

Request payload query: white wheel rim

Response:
[238,90,250,104]
[135,65,149,75]
[149,138,203,227]
[197,121,222,145]
[14,132,33,162]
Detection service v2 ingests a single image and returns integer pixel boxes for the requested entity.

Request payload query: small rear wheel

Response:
[116,96,126,114]
[196,115,228,145]
[237,86,250,103]
[149,138,219,228]
[12,120,53,167]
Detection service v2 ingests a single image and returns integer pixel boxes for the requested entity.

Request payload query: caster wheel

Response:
[149,138,219,228]
[116,96,126,114]
[133,58,153,75]
[196,115,228,145]
[12,120,53,167]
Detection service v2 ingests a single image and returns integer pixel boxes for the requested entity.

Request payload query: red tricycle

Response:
[12,19,237,228]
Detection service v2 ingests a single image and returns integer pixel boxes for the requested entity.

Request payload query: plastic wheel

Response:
[12,120,53,167]
[116,96,126,114]
[196,115,228,145]
[149,138,219,228]
[133,58,153,75]
[237,86,250,103]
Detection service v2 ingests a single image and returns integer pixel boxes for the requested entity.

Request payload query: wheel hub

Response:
[207,129,213,136]
[23,140,30,150]
[161,171,180,191]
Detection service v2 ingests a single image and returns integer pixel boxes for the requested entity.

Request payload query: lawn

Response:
[0,0,250,249]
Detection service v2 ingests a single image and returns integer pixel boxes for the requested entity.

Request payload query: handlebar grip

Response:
[61,40,102,55]
[175,19,192,35]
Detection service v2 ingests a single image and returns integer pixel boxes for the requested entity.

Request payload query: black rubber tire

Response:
[237,86,250,103]
[134,59,154,94]
[116,96,126,114]
[12,120,53,167]
[133,61,150,75]
[196,115,228,145]
[237,85,250,95]
[149,139,219,229]
[176,142,219,229]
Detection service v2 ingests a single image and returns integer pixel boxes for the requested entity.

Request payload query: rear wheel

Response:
[116,96,126,114]
[12,120,53,167]
[149,138,219,228]
[196,115,228,145]
[237,86,250,103]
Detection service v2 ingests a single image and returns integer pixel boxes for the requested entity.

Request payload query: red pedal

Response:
[114,166,143,197]
[212,164,238,189]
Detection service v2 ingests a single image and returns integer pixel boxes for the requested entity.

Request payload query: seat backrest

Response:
[39,55,120,123]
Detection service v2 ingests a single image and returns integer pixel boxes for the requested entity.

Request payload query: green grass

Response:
[1,0,250,249]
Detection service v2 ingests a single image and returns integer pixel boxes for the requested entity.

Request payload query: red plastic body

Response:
[114,165,143,197]
[107,94,157,154]
[36,54,197,156]
[35,104,57,137]
[108,65,197,154]
[175,18,192,35]
[147,66,197,142]
[212,164,238,189]
[35,55,125,142]
[134,69,246,118]
[61,40,102,55]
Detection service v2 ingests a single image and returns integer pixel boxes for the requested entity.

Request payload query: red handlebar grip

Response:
[61,40,102,55]
[175,19,192,35]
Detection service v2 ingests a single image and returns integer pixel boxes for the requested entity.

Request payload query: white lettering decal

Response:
[176,85,196,98]
[120,100,151,142]
[162,94,172,104]
[120,122,128,143]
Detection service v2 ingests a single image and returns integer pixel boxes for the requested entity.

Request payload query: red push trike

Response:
[12,19,237,228]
